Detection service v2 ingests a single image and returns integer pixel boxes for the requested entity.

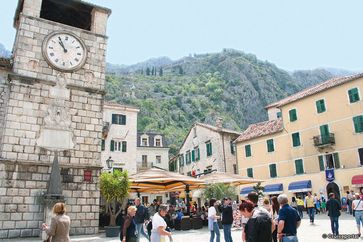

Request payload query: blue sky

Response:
[1,0,363,71]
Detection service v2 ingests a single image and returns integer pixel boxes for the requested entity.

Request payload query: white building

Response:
[101,102,139,174]
[176,119,241,176]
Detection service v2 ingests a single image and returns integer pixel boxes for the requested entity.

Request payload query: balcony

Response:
[313,133,335,148]
[137,162,154,171]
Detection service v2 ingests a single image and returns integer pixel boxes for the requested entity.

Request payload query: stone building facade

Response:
[176,120,241,176]
[0,0,111,239]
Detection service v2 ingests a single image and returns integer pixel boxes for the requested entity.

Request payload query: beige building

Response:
[101,102,139,174]
[236,73,363,200]
[176,119,240,176]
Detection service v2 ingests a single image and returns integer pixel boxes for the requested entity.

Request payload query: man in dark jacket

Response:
[221,197,233,242]
[326,192,341,236]
[134,198,150,242]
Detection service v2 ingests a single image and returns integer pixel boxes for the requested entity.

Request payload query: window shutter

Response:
[348,88,360,103]
[110,140,114,151]
[316,99,326,113]
[101,139,105,151]
[247,168,253,178]
[267,139,274,152]
[353,115,363,133]
[289,109,297,122]
[295,159,304,174]
[197,148,200,161]
[318,155,325,171]
[245,145,251,157]
[269,164,277,178]
[320,124,330,144]
[122,141,127,152]
[191,150,195,161]
[292,133,300,147]
[335,153,341,168]
[209,143,212,155]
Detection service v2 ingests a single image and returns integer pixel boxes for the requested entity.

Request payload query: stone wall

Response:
[0,71,10,148]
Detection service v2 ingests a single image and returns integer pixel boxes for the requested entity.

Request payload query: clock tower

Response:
[0,0,111,239]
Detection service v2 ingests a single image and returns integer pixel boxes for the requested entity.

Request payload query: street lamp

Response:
[106,156,114,169]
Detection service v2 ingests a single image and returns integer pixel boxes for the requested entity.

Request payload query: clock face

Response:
[43,31,87,72]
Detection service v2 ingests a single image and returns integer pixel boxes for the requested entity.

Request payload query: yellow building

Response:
[236,73,363,200]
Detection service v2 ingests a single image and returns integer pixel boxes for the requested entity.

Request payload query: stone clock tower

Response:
[0,0,111,239]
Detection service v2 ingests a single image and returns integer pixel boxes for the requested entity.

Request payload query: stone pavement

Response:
[1,213,362,242]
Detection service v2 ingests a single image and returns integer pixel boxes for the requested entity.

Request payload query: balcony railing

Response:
[137,162,154,171]
[313,133,335,147]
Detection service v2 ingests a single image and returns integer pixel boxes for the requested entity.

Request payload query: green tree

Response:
[159,67,163,76]
[146,67,150,76]
[178,66,184,75]
[203,183,236,200]
[253,182,264,198]
[100,170,130,227]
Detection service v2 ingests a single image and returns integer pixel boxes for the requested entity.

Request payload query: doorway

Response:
[326,182,340,200]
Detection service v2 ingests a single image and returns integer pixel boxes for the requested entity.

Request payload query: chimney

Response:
[216,117,223,129]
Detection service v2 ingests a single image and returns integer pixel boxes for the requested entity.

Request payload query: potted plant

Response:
[100,169,130,237]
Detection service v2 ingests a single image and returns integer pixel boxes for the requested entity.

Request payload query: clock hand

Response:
[58,37,68,53]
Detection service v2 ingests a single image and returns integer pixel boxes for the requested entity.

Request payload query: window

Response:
[295,159,304,174]
[230,141,235,154]
[191,150,195,162]
[121,141,127,152]
[155,138,161,147]
[206,142,212,156]
[186,150,191,164]
[156,155,161,164]
[320,124,330,144]
[318,155,325,171]
[247,168,253,178]
[292,132,301,147]
[358,148,363,166]
[142,155,147,167]
[101,139,105,151]
[179,155,184,167]
[142,138,148,146]
[110,140,114,151]
[245,145,251,157]
[277,111,282,118]
[269,164,277,178]
[316,99,326,113]
[267,139,275,152]
[195,147,200,161]
[289,109,297,122]
[353,115,363,133]
[348,87,360,103]
[325,153,340,169]
[112,114,126,125]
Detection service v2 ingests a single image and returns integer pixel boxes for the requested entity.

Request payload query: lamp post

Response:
[106,156,114,170]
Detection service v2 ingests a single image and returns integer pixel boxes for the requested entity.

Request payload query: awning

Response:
[352,175,363,187]
[288,180,312,193]
[264,183,283,195]
[240,186,254,196]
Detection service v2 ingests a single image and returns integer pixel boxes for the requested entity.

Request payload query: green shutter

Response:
[292,133,301,147]
[353,115,363,133]
[295,159,304,174]
[206,143,212,156]
[267,139,274,152]
[110,140,114,151]
[101,139,105,151]
[230,141,235,154]
[122,141,127,152]
[247,168,253,178]
[197,148,200,161]
[316,99,326,113]
[269,164,277,178]
[191,150,195,161]
[277,112,282,118]
[348,88,360,103]
[318,155,325,171]
[320,124,330,144]
[245,145,251,157]
[333,153,340,169]
[289,109,297,122]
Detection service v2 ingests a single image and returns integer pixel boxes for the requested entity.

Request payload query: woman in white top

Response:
[352,193,363,237]
[208,199,220,242]
[151,204,172,242]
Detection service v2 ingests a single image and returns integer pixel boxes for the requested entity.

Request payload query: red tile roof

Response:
[266,72,363,108]
[235,118,283,143]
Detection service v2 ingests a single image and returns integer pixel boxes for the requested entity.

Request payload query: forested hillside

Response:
[105,49,339,153]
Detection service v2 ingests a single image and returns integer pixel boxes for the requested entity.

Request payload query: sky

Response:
[1,0,363,71]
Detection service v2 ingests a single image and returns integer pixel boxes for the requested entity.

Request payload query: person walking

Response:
[42,202,70,242]
[305,192,315,224]
[239,200,272,242]
[352,193,363,237]
[134,198,150,242]
[277,194,301,242]
[296,197,304,219]
[326,193,341,236]
[208,198,221,242]
[221,197,233,242]
[122,206,138,242]
[321,197,327,214]
[150,204,172,242]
